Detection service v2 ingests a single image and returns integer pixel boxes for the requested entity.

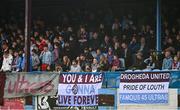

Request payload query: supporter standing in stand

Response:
[11,50,22,72]
[39,45,52,71]
[61,56,71,72]
[52,42,60,70]
[162,51,173,70]
[0,51,13,72]
[70,60,81,72]
[0,42,9,68]
[31,49,40,71]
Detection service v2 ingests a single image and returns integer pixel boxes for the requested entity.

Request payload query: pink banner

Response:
[4,72,59,98]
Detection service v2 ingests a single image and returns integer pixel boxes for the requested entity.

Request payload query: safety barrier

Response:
[100,70,180,110]
[1,70,180,110]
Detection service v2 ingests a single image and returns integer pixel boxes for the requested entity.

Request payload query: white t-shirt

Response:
[70,65,81,72]
[1,54,13,71]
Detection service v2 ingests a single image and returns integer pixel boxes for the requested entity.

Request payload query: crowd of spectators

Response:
[0,8,180,72]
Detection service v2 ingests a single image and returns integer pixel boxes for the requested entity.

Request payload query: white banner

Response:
[119,82,169,93]
[58,72,103,106]
[119,72,170,104]
[58,83,102,95]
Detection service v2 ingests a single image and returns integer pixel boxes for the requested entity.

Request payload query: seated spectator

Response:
[39,45,52,71]
[107,47,114,65]
[55,64,63,72]
[83,48,93,63]
[91,58,99,72]
[0,51,13,72]
[61,56,70,72]
[138,37,149,58]
[112,18,121,36]
[130,52,145,69]
[95,49,102,62]
[114,42,121,58]
[70,60,81,72]
[78,27,88,52]
[85,65,92,72]
[99,55,109,71]
[98,23,106,41]
[144,55,155,70]
[120,42,132,68]
[89,32,100,50]
[162,51,173,70]
[11,50,22,72]
[172,56,180,70]
[100,35,112,53]
[128,36,139,54]
[63,42,71,58]
[111,55,121,71]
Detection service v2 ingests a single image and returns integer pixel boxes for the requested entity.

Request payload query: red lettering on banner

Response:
[7,74,54,95]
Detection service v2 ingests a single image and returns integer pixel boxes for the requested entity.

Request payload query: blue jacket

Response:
[21,54,32,71]
[162,57,173,70]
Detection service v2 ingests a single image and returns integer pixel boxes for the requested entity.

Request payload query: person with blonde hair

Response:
[172,56,180,70]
